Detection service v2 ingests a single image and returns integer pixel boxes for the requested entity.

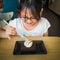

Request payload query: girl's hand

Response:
[5,25,17,40]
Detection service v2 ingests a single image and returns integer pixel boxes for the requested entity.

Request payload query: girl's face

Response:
[20,8,39,26]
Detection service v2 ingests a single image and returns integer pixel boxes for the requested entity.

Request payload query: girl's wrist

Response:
[0,29,8,38]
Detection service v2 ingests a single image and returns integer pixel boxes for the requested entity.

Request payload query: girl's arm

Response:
[0,29,8,38]
[43,30,48,36]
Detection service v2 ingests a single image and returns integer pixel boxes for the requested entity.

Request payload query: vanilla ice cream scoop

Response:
[24,41,33,48]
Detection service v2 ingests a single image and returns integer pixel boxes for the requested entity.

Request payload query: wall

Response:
[49,0,60,15]
[0,0,2,8]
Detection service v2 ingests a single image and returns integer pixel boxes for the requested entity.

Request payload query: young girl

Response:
[7,0,51,37]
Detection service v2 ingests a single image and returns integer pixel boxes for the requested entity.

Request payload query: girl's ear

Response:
[40,8,43,17]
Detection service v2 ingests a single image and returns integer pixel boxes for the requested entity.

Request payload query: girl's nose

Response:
[26,19,32,24]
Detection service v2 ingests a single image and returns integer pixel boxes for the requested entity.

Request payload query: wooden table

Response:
[0,36,60,60]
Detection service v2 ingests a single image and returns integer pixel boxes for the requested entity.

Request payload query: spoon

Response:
[16,20,33,48]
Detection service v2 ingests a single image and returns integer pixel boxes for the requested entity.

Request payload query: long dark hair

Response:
[17,0,43,20]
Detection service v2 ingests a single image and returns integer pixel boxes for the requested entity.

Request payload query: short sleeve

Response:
[43,19,51,33]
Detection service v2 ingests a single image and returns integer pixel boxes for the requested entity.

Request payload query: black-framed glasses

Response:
[21,16,39,20]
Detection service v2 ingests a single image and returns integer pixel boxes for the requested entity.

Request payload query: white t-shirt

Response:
[9,17,51,36]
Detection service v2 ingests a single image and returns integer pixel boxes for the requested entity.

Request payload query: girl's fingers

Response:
[10,30,17,35]
[6,27,17,40]
[8,35,11,40]
[6,28,17,35]
[10,28,17,35]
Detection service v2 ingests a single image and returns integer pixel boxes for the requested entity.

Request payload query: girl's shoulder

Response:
[9,18,21,23]
[8,18,21,27]
[39,17,50,25]
[40,17,49,22]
